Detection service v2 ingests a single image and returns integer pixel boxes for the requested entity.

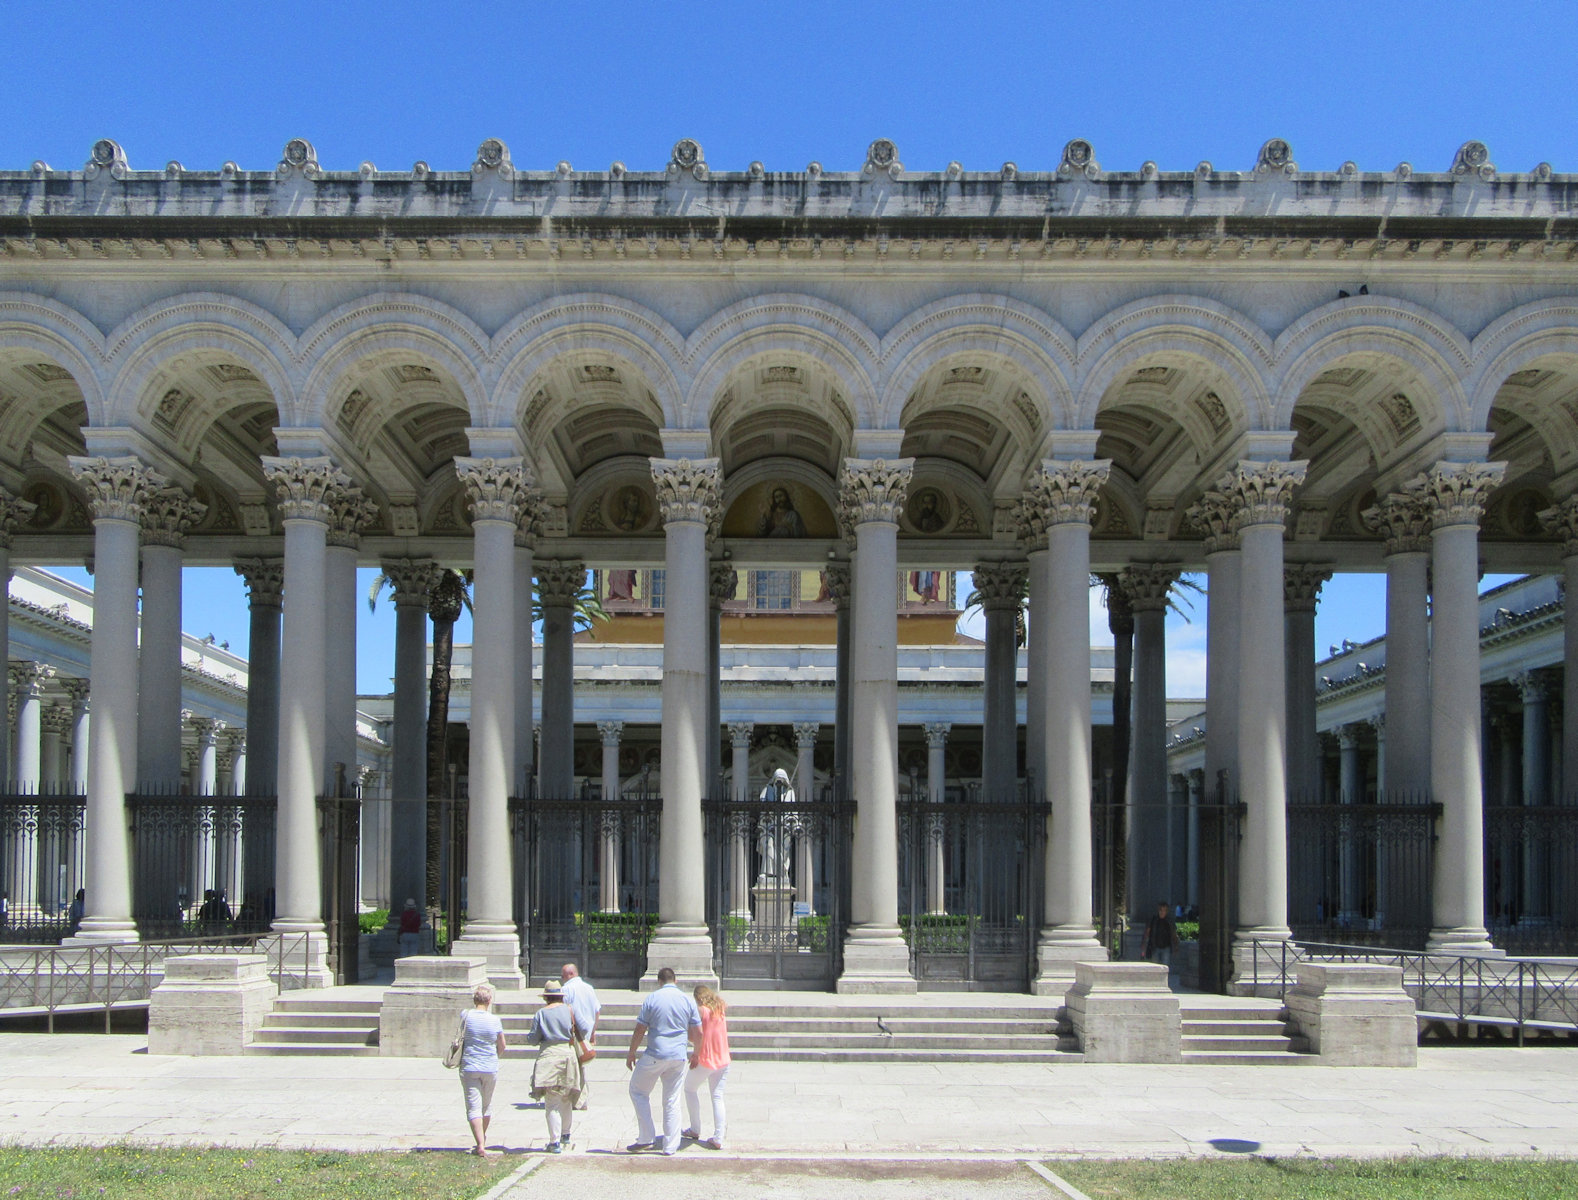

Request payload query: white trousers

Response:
[628,1053,687,1153]
[684,1064,730,1141]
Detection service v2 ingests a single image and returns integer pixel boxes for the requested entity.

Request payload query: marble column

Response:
[837,457,916,993]
[923,722,950,914]
[63,679,90,792]
[1187,492,1240,806]
[449,456,529,986]
[1337,723,1364,923]
[644,457,721,984]
[709,565,736,797]
[1186,768,1204,907]
[825,565,852,799]
[598,720,623,912]
[1538,497,1578,802]
[1121,563,1180,920]
[1284,565,1332,802]
[325,489,377,794]
[1364,495,1433,799]
[514,527,538,796]
[216,728,244,903]
[232,559,282,796]
[1513,670,1552,918]
[261,455,348,958]
[1412,462,1505,952]
[1223,459,1308,966]
[187,714,219,899]
[0,490,35,786]
[40,705,69,788]
[381,558,435,916]
[974,563,1026,803]
[1023,545,1048,798]
[68,455,165,941]
[10,663,52,787]
[727,721,753,916]
[537,559,584,799]
[137,488,203,789]
[793,722,819,913]
[1018,460,1112,992]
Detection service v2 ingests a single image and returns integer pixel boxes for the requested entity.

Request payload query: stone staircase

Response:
[1179,998,1314,1065]
[244,993,381,1056]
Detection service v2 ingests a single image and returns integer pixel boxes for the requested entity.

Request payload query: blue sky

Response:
[8,1,1574,694]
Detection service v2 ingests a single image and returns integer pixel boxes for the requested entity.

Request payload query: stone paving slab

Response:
[0,1034,1575,1160]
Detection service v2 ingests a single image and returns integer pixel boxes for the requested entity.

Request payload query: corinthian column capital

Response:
[649,457,721,526]
[709,563,738,605]
[1118,563,1181,613]
[139,487,207,549]
[0,488,37,549]
[1361,492,1433,555]
[381,558,439,607]
[234,557,285,607]
[68,455,169,523]
[1185,490,1240,554]
[1015,459,1110,548]
[1217,459,1308,530]
[455,456,535,525]
[1538,494,1578,556]
[536,559,586,608]
[971,562,1028,611]
[1283,563,1334,612]
[838,457,914,527]
[260,455,351,524]
[821,564,851,607]
[1404,461,1507,530]
[327,488,380,549]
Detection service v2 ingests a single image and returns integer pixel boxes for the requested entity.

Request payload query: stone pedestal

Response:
[148,954,274,1055]
[1284,962,1417,1067]
[750,882,796,948]
[379,955,489,1058]
[257,931,333,989]
[447,934,525,991]
[1063,961,1181,1063]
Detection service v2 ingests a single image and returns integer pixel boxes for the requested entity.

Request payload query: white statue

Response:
[756,767,795,882]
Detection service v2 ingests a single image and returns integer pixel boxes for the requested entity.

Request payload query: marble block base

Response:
[148,954,274,1055]
[640,922,719,991]
[1285,962,1417,1067]
[836,926,917,994]
[448,932,524,990]
[1064,961,1181,1063]
[379,956,490,1058]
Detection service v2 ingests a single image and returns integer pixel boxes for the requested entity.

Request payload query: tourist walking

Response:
[1141,900,1180,985]
[457,982,506,1157]
[682,984,731,1150]
[561,962,601,1110]
[397,899,421,956]
[527,979,587,1153]
[625,966,702,1155]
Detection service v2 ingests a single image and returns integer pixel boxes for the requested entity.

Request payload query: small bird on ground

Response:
[876,1016,893,1037]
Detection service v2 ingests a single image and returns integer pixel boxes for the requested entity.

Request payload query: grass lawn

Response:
[1052,1156,1578,1199]
[0,1146,517,1200]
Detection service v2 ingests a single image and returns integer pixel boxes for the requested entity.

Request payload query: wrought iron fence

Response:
[898,788,1044,989]
[126,789,276,939]
[513,792,660,987]
[0,785,86,942]
[317,794,361,985]
[1485,805,1578,955]
[1287,793,1438,949]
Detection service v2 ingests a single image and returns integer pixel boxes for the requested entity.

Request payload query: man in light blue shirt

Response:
[625,966,702,1155]
[561,963,601,1110]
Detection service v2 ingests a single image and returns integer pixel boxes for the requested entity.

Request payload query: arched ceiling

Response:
[522,356,664,496]
[899,358,1030,495]
[0,352,89,479]
[711,358,852,480]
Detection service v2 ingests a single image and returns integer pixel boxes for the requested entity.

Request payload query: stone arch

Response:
[1075,296,1274,433]
[1468,298,1578,430]
[1272,296,1470,432]
[295,293,491,426]
[492,294,686,430]
[878,294,1076,433]
[0,292,108,420]
[685,293,881,429]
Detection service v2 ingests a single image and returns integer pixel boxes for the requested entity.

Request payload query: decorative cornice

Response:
[1217,460,1308,530]
[1362,493,1433,555]
[455,455,534,525]
[1403,461,1507,530]
[68,455,168,524]
[971,562,1028,611]
[1284,563,1333,612]
[260,455,351,524]
[1185,491,1239,554]
[649,457,721,527]
[233,557,284,606]
[381,558,438,607]
[536,559,586,608]
[139,487,206,549]
[839,457,913,528]
[1118,563,1181,612]
[1015,459,1110,546]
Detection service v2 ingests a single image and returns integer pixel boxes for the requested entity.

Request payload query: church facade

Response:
[1,135,1575,993]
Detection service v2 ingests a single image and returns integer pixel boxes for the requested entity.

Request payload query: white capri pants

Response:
[460,1070,497,1121]
[684,1064,730,1141]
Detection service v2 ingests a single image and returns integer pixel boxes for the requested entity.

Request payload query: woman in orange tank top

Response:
[682,984,731,1150]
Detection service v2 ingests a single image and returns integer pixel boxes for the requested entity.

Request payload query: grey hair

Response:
[473,982,495,1006]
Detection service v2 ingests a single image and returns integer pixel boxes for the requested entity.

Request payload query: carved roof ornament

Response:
[1184,490,1239,554]
[85,138,129,181]
[649,457,721,526]
[0,488,38,549]
[1361,492,1432,555]
[709,563,738,605]
[536,559,587,608]
[1058,138,1099,179]
[276,138,321,180]
[668,138,707,181]
[260,455,351,524]
[381,558,439,607]
[839,458,914,528]
[327,487,380,548]
[140,487,207,549]
[455,456,534,526]
[1403,461,1506,529]
[1217,460,1308,530]
[68,455,169,524]
[1451,139,1496,181]
[233,557,285,606]
[1284,563,1334,611]
[473,138,513,178]
[1255,138,1296,176]
[971,562,1028,611]
[863,138,903,179]
[1015,459,1111,548]
[1537,496,1578,557]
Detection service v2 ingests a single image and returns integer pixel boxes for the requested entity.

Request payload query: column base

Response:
[1229,927,1294,997]
[451,923,525,990]
[62,919,139,944]
[1426,926,1501,955]
[640,922,718,991]
[837,924,916,994]
[257,931,333,989]
[1031,926,1107,996]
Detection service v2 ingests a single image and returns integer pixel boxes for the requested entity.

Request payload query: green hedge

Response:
[796,915,830,951]
[577,911,658,952]
[723,914,750,950]
[358,908,389,936]
[899,913,973,953]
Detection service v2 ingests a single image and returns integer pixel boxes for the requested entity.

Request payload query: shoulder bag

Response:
[443,1011,468,1069]
[570,1017,596,1064]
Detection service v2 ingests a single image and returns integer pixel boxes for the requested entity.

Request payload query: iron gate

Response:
[127,789,276,939]
[0,786,86,942]
[898,793,1045,990]
[706,789,849,989]
[317,794,361,984]
[1486,804,1578,955]
[514,793,660,987]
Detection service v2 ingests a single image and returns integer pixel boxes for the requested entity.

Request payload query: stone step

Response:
[243,1042,380,1057]
[1178,1006,1287,1021]
[1180,1049,1317,1065]
[496,1015,1063,1036]
[1181,1034,1309,1053]
[272,997,386,1014]
[496,1046,1077,1064]
[1181,1020,1295,1037]
[496,1003,1063,1020]
[258,1011,382,1029]
[252,1025,377,1045]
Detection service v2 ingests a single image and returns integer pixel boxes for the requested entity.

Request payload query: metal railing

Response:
[0,932,321,1032]
[1246,938,1578,1045]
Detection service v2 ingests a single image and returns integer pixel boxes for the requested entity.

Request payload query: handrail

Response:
[1248,938,1578,1045]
